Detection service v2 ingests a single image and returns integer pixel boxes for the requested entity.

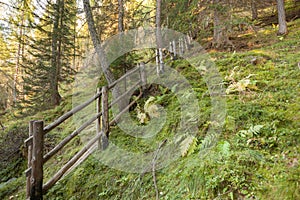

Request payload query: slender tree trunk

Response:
[50,0,62,106]
[83,0,129,113]
[118,0,127,94]
[156,0,164,73]
[83,0,115,84]
[57,0,64,83]
[156,0,162,49]
[213,4,225,48]
[212,0,233,49]
[118,0,124,32]
[277,0,288,35]
[73,22,76,70]
[13,8,25,105]
[251,0,258,20]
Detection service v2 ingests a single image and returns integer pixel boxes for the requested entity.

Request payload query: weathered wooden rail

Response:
[24,34,192,199]
[24,64,146,199]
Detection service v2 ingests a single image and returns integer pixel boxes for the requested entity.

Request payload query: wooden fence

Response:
[24,35,191,199]
[24,63,146,199]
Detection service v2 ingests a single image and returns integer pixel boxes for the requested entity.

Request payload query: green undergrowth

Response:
[1,19,300,199]
[44,19,299,199]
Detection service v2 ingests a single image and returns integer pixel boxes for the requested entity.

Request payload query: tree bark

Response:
[50,0,62,106]
[83,0,129,112]
[156,0,163,49]
[57,0,64,83]
[277,0,288,35]
[156,0,164,73]
[13,1,26,105]
[212,0,233,49]
[251,0,258,20]
[83,0,115,84]
[118,0,128,95]
[118,0,124,32]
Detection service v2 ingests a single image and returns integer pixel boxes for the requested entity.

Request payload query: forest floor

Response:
[0,15,300,200]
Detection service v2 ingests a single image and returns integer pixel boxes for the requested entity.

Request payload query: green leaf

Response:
[217,140,231,157]
[180,136,197,157]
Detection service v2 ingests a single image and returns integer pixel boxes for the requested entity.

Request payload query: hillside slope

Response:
[1,18,299,200]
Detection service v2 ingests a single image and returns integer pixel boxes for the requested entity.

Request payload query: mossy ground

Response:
[1,18,299,200]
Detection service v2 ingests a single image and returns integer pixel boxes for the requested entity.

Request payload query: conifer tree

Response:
[22,0,78,110]
[0,29,13,110]
[2,0,34,107]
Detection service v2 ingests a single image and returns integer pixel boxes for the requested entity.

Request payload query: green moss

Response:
[2,16,300,200]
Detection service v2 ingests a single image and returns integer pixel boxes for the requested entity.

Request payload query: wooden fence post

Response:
[184,36,190,50]
[155,49,160,75]
[26,120,34,199]
[96,87,101,135]
[172,40,177,60]
[179,38,184,56]
[158,48,164,73]
[100,86,109,150]
[169,41,173,54]
[139,62,147,91]
[30,120,44,200]
[178,38,182,56]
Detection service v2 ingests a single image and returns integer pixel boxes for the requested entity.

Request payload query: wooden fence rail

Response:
[24,64,146,199]
[24,35,192,199]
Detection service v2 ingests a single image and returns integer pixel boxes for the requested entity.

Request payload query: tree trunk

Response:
[277,0,288,35]
[50,0,62,106]
[156,0,162,49]
[156,0,164,74]
[212,0,233,49]
[251,0,258,20]
[57,0,64,84]
[83,0,115,84]
[13,5,25,105]
[118,0,127,95]
[118,0,124,32]
[83,0,129,113]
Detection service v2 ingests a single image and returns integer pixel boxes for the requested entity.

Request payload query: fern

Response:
[239,125,264,137]
[180,136,198,157]
[217,140,231,157]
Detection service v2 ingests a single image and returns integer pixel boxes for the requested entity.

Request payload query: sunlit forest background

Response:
[0,0,299,199]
